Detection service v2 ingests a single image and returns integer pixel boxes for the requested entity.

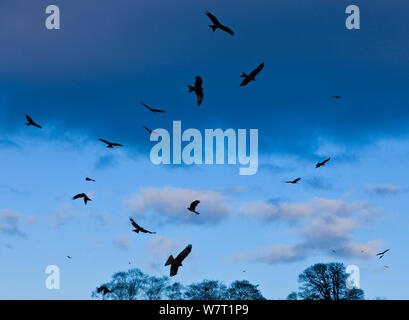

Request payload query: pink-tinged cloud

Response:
[125,187,230,225]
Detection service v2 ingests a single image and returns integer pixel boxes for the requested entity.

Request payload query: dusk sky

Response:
[1,0,409,299]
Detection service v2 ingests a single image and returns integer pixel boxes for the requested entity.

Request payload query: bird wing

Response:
[294,178,301,183]
[219,24,234,35]
[129,217,139,229]
[111,142,123,147]
[205,11,220,26]
[190,200,200,210]
[73,193,84,199]
[249,63,264,77]
[97,287,104,293]
[323,158,330,164]
[142,126,152,133]
[140,226,155,234]
[151,108,165,113]
[175,244,192,263]
[239,78,250,87]
[99,139,110,145]
[141,102,152,111]
[25,115,33,123]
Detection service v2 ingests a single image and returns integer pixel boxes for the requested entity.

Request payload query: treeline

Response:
[92,268,266,300]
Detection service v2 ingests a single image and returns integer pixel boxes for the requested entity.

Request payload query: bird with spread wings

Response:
[376,249,390,259]
[165,244,192,276]
[72,193,92,205]
[129,217,156,234]
[141,102,165,114]
[187,200,200,215]
[239,63,264,87]
[316,157,330,168]
[99,139,123,148]
[286,178,301,184]
[205,11,234,36]
[188,76,204,106]
[25,115,42,128]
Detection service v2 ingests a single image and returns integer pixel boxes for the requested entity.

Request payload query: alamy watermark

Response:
[149,121,258,175]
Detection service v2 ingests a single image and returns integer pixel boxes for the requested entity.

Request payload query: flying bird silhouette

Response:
[25,115,42,128]
[332,96,341,99]
[205,11,234,36]
[99,139,123,148]
[141,102,165,114]
[97,286,112,295]
[165,244,192,277]
[316,158,331,168]
[187,200,200,215]
[376,249,390,259]
[129,217,156,234]
[188,76,204,106]
[67,256,72,259]
[286,178,301,184]
[85,177,96,182]
[239,63,264,87]
[72,193,92,205]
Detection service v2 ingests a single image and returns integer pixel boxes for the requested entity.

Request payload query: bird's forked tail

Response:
[165,255,175,266]
[188,85,195,93]
[240,72,248,78]
[209,25,217,32]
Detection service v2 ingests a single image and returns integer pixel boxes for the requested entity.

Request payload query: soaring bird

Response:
[129,217,156,234]
[205,11,234,36]
[72,193,92,205]
[188,76,204,106]
[141,102,165,114]
[99,139,123,148]
[85,177,96,182]
[316,158,330,168]
[67,256,72,259]
[25,115,42,128]
[187,200,200,215]
[97,286,112,295]
[286,178,301,184]
[332,96,341,99]
[239,63,264,87]
[165,244,192,277]
[376,249,390,259]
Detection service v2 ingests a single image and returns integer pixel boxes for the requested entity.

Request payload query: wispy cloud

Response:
[234,197,381,264]
[125,187,230,225]
[367,184,407,196]
[0,209,35,237]
[114,234,130,250]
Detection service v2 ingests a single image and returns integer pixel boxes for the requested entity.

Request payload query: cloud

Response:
[114,234,130,250]
[145,235,185,272]
[146,235,183,257]
[232,244,308,264]
[125,187,230,225]
[51,203,82,227]
[367,184,407,196]
[239,197,372,222]
[235,197,381,264]
[0,210,34,237]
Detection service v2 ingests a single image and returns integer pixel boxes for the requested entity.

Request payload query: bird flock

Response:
[21,10,390,294]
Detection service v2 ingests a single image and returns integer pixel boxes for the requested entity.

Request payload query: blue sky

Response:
[0,0,409,299]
